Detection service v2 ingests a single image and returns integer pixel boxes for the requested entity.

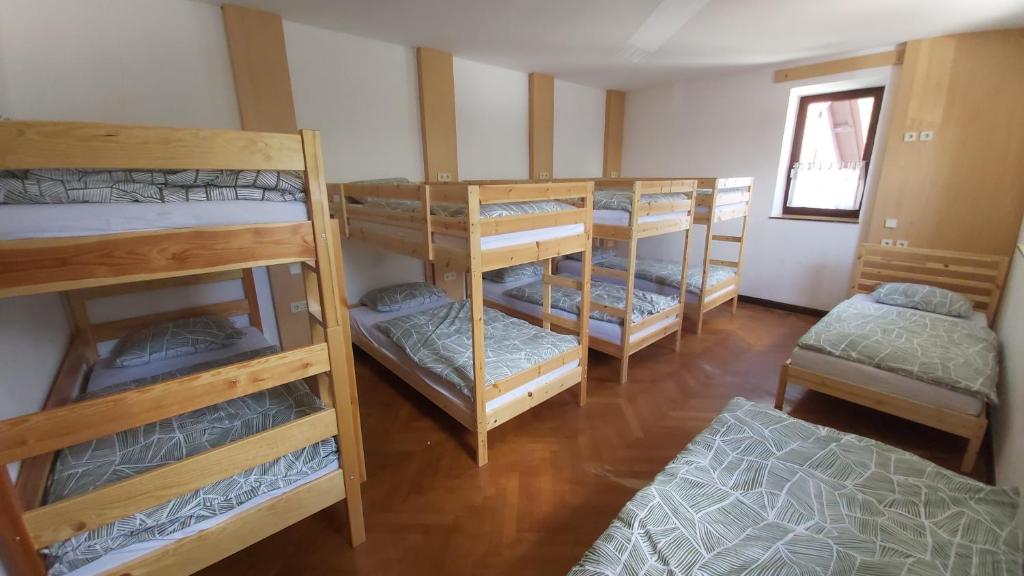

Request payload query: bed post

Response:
[961,410,988,473]
[299,129,366,545]
[618,182,641,384]
[731,180,752,315]
[577,182,593,405]
[466,185,489,467]
[675,203,693,352]
[695,179,717,335]
[241,268,263,332]
[0,471,46,576]
[775,361,790,410]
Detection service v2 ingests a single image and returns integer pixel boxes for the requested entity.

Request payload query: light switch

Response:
[884,218,898,229]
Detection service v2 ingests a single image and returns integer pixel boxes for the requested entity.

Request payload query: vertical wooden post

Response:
[0,470,46,576]
[676,203,693,351]
[541,257,553,331]
[241,268,263,332]
[696,180,717,335]
[577,183,593,406]
[529,73,554,180]
[731,181,753,315]
[63,292,98,363]
[466,186,488,467]
[619,182,640,384]
[603,90,625,178]
[222,4,310,350]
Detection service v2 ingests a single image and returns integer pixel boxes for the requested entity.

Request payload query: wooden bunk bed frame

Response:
[336,180,593,467]
[776,243,1010,473]
[0,121,366,575]
[688,177,754,334]
[558,178,696,384]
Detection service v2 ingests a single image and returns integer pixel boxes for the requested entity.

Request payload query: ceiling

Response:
[206,0,1024,89]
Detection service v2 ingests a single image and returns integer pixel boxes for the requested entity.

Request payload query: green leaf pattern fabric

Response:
[111,315,245,368]
[569,397,1021,576]
[873,282,976,319]
[376,301,579,397]
[360,282,448,313]
[594,189,687,212]
[45,346,337,576]
[597,256,736,294]
[354,197,575,218]
[0,169,305,203]
[565,247,617,263]
[483,263,543,283]
[504,277,678,325]
[799,298,999,403]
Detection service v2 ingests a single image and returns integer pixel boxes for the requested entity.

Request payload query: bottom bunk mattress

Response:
[570,397,1022,576]
[558,258,737,299]
[482,276,680,347]
[46,337,339,576]
[349,298,580,414]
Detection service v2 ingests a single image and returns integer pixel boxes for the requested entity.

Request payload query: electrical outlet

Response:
[443,272,457,281]
[881,239,894,247]
[903,132,918,142]
[290,300,308,313]
[896,240,909,248]
[884,218,898,229]
[437,172,452,182]
[539,171,550,180]
[610,171,620,178]
[919,131,934,142]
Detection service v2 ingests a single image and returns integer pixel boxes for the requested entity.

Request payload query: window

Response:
[783,87,884,219]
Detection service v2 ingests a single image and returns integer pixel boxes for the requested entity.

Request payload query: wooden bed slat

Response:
[485,347,582,401]
[479,209,586,236]
[0,344,330,464]
[0,222,315,299]
[478,182,590,204]
[25,410,338,547]
[74,270,243,300]
[0,121,305,171]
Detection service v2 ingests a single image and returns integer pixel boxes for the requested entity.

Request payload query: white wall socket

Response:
[919,131,934,141]
[896,240,909,248]
[437,172,452,182]
[903,132,918,142]
[884,218,898,229]
[290,300,308,313]
[443,272,457,281]
[610,171,620,178]
[881,239,894,246]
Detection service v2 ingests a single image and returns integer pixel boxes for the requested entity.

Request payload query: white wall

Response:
[622,65,897,310]
[554,80,605,178]
[285,20,426,303]
[454,58,529,180]
[994,226,1024,532]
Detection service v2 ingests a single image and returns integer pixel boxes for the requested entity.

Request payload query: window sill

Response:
[770,214,860,224]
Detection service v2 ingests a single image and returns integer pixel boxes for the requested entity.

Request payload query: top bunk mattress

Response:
[0,201,309,240]
[570,397,1022,576]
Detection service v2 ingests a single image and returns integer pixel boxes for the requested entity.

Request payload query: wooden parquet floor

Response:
[198,303,989,576]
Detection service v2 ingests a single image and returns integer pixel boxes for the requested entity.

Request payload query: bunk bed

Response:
[777,244,1009,473]
[570,397,1022,575]
[499,178,695,384]
[0,121,365,576]
[336,180,594,466]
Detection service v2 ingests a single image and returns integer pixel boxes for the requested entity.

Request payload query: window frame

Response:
[782,86,885,219]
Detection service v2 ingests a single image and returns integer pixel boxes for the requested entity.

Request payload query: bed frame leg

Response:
[961,418,986,473]
[694,311,705,336]
[673,325,683,352]
[0,469,46,576]
[775,363,789,410]
[618,355,630,384]
[475,429,489,467]
[731,295,739,315]
[576,375,588,407]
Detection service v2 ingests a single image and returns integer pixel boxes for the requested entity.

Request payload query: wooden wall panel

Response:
[603,90,625,178]
[773,49,905,83]
[416,47,459,183]
[222,4,310,349]
[866,30,1024,257]
[529,73,554,180]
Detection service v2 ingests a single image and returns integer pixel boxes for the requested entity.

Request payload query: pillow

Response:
[112,315,244,368]
[483,263,543,283]
[872,282,975,318]
[360,282,447,313]
[565,247,616,263]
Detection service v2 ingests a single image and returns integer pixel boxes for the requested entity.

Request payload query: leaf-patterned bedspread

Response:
[594,189,687,212]
[375,300,579,397]
[355,196,574,218]
[570,397,1021,576]
[598,256,736,294]
[798,298,999,403]
[44,346,337,576]
[503,276,678,325]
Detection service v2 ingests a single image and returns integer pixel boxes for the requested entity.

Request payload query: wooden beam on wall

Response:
[773,48,905,83]
[603,90,625,178]
[529,73,554,180]
[416,47,459,183]
[222,4,310,349]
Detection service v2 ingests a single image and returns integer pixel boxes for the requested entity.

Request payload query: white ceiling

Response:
[206,0,1024,89]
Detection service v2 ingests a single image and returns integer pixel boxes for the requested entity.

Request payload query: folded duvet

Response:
[504,276,678,325]
[570,397,1021,576]
[798,297,1000,403]
[376,300,579,397]
[44,346,337,575]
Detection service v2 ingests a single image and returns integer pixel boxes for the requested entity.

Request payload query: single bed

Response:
[569,397,1022,576]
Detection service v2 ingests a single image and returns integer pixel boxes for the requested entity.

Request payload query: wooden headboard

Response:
[851,244,1010,325]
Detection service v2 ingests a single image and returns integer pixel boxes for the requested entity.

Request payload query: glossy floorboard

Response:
[198,303,989,576]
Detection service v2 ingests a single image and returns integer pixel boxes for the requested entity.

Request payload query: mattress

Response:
[349,299,579,419]
[482,277,679,346]
[355,220,584,253]
[557,259,699,303]
[571,398,1022,575]
[593,209,688,227]
[0,201,309,240]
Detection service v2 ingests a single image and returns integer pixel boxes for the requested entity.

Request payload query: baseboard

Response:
[738,295,827,317]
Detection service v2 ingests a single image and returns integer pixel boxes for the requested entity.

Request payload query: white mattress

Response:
[349,299,580,419]
[482,276,680,347]
[355,220,584,252]
[0,201,309,240]
[593,210,689,227]
[87,326,273,393]
[558,259,697,303]
[788,293,988,417]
